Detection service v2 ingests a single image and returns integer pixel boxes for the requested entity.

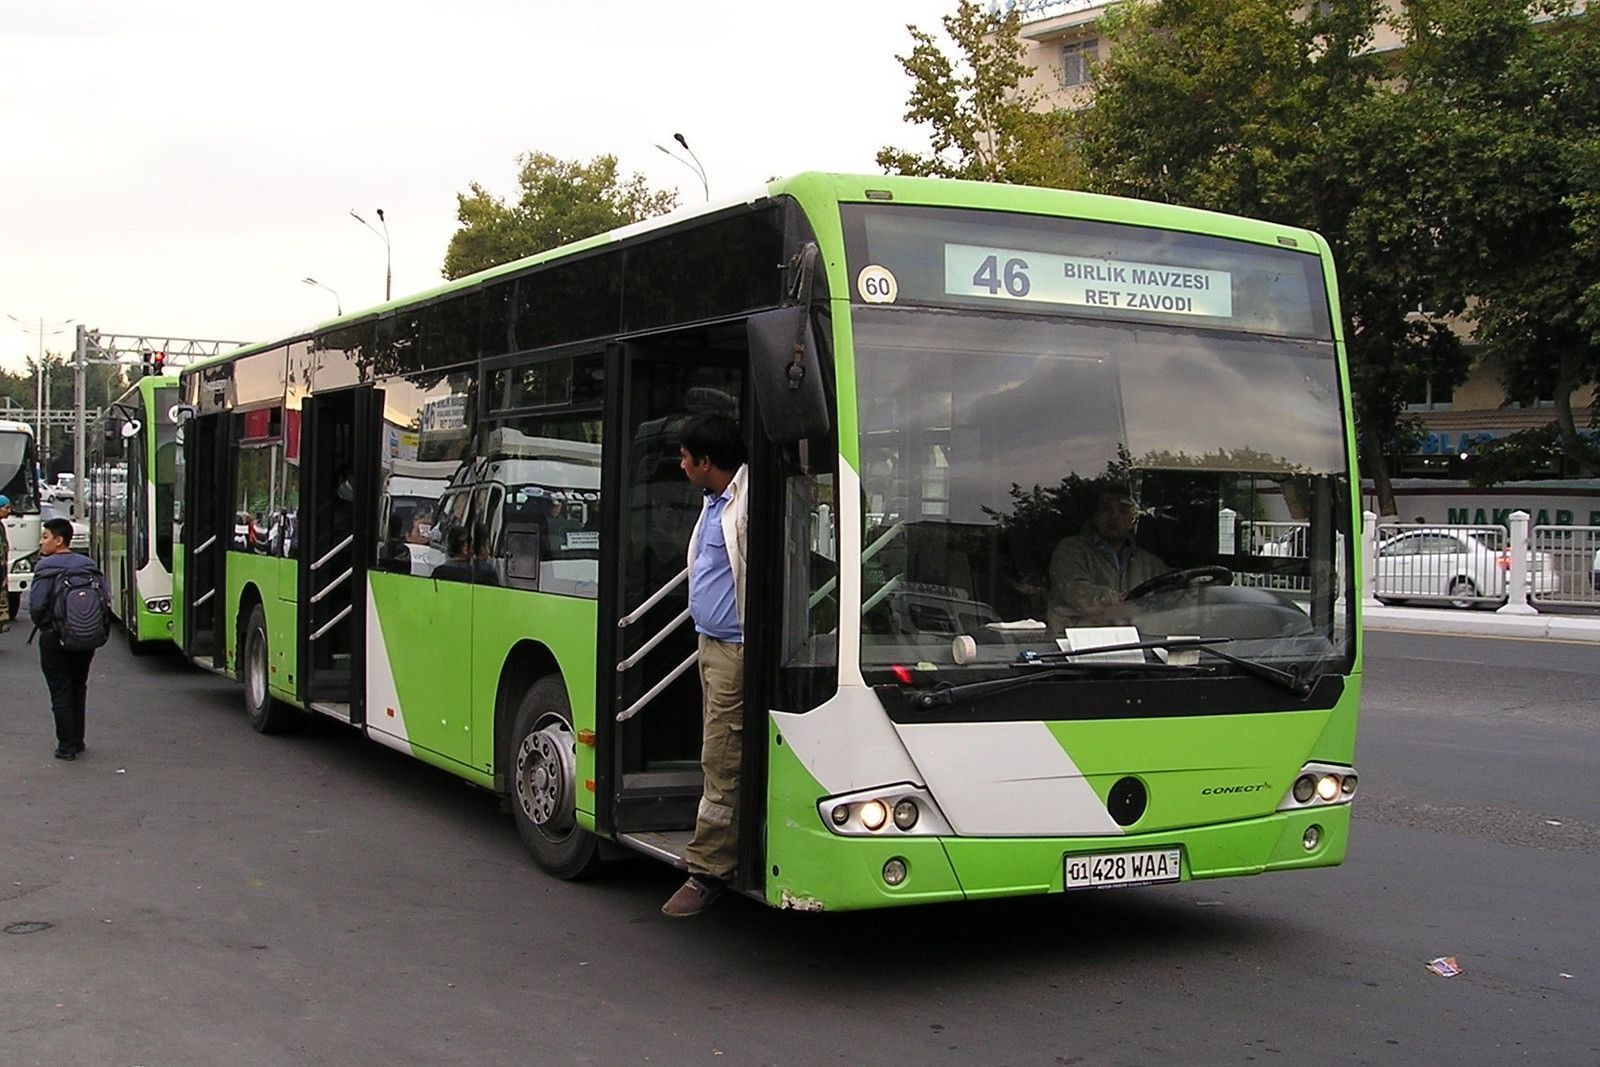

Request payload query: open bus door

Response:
[296,386,380,723]
[597,340,775,893]
[181,412,233,669]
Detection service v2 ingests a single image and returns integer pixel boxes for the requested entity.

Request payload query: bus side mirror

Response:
[119,420,142,440]
[748,305,830,444]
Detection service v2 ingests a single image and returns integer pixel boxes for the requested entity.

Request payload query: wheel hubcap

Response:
[247,631,266,708]
[517,720,576,839]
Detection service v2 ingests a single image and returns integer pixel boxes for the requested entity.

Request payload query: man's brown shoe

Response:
[661,876,724,918]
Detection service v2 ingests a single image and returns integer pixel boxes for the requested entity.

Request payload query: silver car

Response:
[1374,529,1559,608]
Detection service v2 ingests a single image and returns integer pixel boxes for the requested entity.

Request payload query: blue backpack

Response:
[49,568,110,651]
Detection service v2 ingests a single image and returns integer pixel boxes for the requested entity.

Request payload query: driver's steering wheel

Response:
[1124,565,1234,600]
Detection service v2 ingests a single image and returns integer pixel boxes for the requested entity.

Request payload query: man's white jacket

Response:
[686,463,749,633]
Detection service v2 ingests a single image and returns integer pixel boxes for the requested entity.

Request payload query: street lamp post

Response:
[6,313,75,457]
[350,209,392,302]
[654,132,709,201]
[301,277,343,316]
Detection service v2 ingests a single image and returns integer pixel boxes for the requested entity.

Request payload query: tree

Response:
[442,152,679,280]
[877,1,1082,187]
[1389,0,1600,477]
[1072,0,1484,516]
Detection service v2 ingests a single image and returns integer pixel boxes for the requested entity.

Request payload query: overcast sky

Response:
[0,0,957,374]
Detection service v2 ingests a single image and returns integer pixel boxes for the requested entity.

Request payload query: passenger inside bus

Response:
[431,526,474,583]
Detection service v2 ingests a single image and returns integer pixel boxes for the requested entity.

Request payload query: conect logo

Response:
[1202,782,1270,795]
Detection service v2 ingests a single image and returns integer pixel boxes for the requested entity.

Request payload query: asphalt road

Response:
[1,630,1595,1066]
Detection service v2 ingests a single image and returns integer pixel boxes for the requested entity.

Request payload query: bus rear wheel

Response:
[510,676,601,879]
[242,604,296,734]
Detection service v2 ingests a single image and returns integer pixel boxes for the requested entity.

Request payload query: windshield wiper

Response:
[1193,644,1313,698]
[1019,637,1232,664]
[908,660,1211,710]
[1021,636,1313,698]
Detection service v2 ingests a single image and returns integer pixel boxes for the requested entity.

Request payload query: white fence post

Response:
[1503,510,1536,615]
[1362,510,1380,606]
[1218,507,1237,554]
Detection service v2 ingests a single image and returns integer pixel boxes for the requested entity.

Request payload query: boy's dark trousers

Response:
[39,633,94,751]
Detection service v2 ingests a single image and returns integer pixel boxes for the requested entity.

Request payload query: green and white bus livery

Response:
[90,374,181,653]
[173,173,1360,911]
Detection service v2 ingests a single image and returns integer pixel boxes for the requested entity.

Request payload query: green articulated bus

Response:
[90,373,181,653]
[171,173,1361,911]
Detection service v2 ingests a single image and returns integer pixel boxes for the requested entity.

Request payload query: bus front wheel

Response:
[509,676,601,879]
[241,604,296,734]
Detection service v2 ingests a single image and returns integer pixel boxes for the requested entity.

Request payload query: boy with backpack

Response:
[27,517,111,761]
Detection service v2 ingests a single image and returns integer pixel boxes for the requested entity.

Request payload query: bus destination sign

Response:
[944,243,1234,319]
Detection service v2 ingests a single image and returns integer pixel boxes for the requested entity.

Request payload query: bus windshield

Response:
[853,305,1354,687]
[0,429,40,512]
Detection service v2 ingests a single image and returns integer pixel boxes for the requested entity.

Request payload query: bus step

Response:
[617,831,693,868]
[191,655,229,678]
[309,700,354,724]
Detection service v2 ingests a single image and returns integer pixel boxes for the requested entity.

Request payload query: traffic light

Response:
[138,350,166,378]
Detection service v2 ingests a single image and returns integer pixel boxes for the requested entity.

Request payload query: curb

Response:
[1362,604,1600,642]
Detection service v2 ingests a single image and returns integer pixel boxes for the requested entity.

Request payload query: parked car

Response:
[1374,529,1559,608]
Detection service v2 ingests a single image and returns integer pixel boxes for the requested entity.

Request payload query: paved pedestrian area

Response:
[1364,602,1600,642]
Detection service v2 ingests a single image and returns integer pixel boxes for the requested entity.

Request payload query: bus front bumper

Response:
[767,805,1351,912]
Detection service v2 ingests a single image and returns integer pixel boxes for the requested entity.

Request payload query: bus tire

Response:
[509,676,601,880]
[241,604,296,734]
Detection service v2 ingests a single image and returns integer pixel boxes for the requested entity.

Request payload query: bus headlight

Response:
[10,551,36,574]
[859,800,889,831]
[1278,762,1358,811]
[893,798,920,831]
[818,785,952,836]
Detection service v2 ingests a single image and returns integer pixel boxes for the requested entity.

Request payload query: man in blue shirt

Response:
[662,414,748,918]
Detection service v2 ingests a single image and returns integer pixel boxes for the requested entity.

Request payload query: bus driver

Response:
[1047,484,1168,630]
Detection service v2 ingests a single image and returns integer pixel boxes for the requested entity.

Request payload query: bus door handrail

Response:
[310,568,352,605]
[619,567,688,628]
[310,603,353,643]
[194,534,218,556]
[617,607,691,671]
[617,650,698,722]
[312,534,354,573]
[193,588,216,607]
[614,567,694,721]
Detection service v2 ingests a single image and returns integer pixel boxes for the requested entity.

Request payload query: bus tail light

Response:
[820,785,952,837]
[1279,762,1358,812]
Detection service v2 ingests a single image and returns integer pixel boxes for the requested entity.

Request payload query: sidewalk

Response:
[1363,602,1600,642]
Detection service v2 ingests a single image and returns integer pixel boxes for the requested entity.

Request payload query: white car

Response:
[1374,529,1559,608]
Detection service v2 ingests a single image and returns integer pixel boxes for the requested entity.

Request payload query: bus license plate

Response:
[1065,847,1182,890]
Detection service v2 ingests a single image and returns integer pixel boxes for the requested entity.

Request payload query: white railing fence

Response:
[1223,509,1597,612]
[1530,524,1600,609]
[1357,512,1598,613]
